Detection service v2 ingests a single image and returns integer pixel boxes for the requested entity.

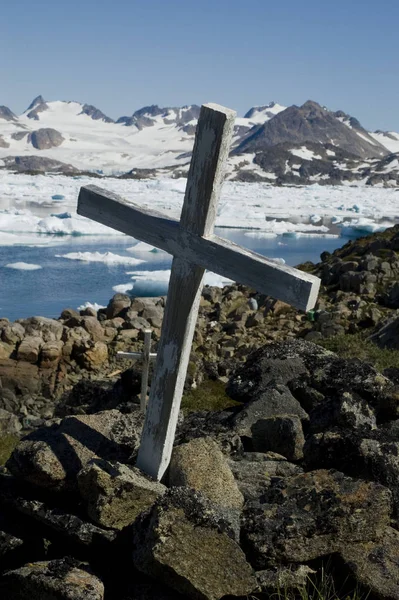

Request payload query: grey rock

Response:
[251,415,305,460]
[106,294,131,319]
[228,454,302,501]
[2,155,76,173]
[29,128,64,150]
[231,385,308,437]
[79,104,114,123]
[7,409,144,491]
[0,105,17,121]
[169,437,244,510]
[78,458,165,530]
[341,526,399,600]
[132,487,256,600]
[0,408,22,435]
[242,469,392,568]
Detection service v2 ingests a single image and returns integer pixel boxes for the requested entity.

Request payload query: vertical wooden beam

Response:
[136,103,236,480]
[140,329,152,412]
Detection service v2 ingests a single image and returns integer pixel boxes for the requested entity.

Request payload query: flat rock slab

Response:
[78,458,166,530]
[169,437,243,510]
[7,409,144,491]
[242,469,392,568]
[133,487,256,600]
[0,557,104,600]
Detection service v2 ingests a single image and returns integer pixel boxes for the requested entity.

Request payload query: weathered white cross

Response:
[117,329,157,412]
[77,103,321,481]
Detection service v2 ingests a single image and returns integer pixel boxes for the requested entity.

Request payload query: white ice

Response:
[5,262,42,270]
[55,251,146,265]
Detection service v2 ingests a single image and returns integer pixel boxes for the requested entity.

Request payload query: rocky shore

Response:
[2,225,399,598]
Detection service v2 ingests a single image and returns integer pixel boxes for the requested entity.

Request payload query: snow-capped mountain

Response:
[0,96,398,187]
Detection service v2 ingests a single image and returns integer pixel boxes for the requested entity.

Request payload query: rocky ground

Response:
[2,226,399,597]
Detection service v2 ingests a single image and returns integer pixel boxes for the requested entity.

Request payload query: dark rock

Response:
[242,469,391,568]
[29,128,64,149]
[79,104,114,123]
[341,526,399,600]
[231,385,308,438]
[0,557,105,600]
[250,415,305,460]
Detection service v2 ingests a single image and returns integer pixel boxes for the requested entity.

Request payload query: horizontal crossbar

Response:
[78,185,320,312]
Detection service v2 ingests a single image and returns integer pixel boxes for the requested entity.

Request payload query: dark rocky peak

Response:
[244,102,279,119]
[79,104,114,123]
[235,100,388,159]
[27,95,46,111]
[0,105,17,121]
[132,105,165,119]
[26,96,49,120]
[334,110,363,131]
[117,104,200,130]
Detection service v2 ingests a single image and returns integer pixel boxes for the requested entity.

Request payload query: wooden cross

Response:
[77,103,321,481]
[117,329,157,412]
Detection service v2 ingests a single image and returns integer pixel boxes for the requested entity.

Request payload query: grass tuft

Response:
[316,332,399,372]
[181,379,240,414]
[0,434,20,466]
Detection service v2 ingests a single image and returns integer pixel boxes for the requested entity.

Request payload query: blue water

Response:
[0,229,349,322]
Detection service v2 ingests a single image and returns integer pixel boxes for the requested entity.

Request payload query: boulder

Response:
[0,408,22,435]
[250,415,305,460]
[341,526,399,599]
[169,437,243,510]
[0,342,13,359]
[242,469,392,568]
[17,336,43,363]
[40,340,63,368]
[106,294,131,319]
[0,558,104,600]
[2,323,25,345]
[228,453,302,501]
[231,385,308,437]
[29,128,64,149]
[19,316,63,342]
[7,409,144,491]
[79,316,104,342]
[132,488,256,600]
[79,341,108,370]
[78,458,166,530]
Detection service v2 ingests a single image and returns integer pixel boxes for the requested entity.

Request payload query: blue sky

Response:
[1,0,398,130]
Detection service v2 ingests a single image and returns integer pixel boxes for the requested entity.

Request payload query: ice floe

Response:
[5,262,42,270]
[55,251,146,265]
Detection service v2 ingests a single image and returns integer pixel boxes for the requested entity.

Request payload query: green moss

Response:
[0,434,19,466]
[316,333,399,372]
[181,379,240,414]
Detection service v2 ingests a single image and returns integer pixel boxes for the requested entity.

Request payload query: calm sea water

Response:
[0,229,350,322]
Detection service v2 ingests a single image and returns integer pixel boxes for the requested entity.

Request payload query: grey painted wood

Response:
[78,185,320,312]
[77,102,321,481]
[136,104,236,480]
[180,103,236,236]
[137,257,206,478]
[140,330,152,412]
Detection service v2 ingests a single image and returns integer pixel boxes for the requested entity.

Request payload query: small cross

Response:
[77,103,321,480]
[117,329,157,412]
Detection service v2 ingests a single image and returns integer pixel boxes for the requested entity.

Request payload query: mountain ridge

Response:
[0,96,398,186]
